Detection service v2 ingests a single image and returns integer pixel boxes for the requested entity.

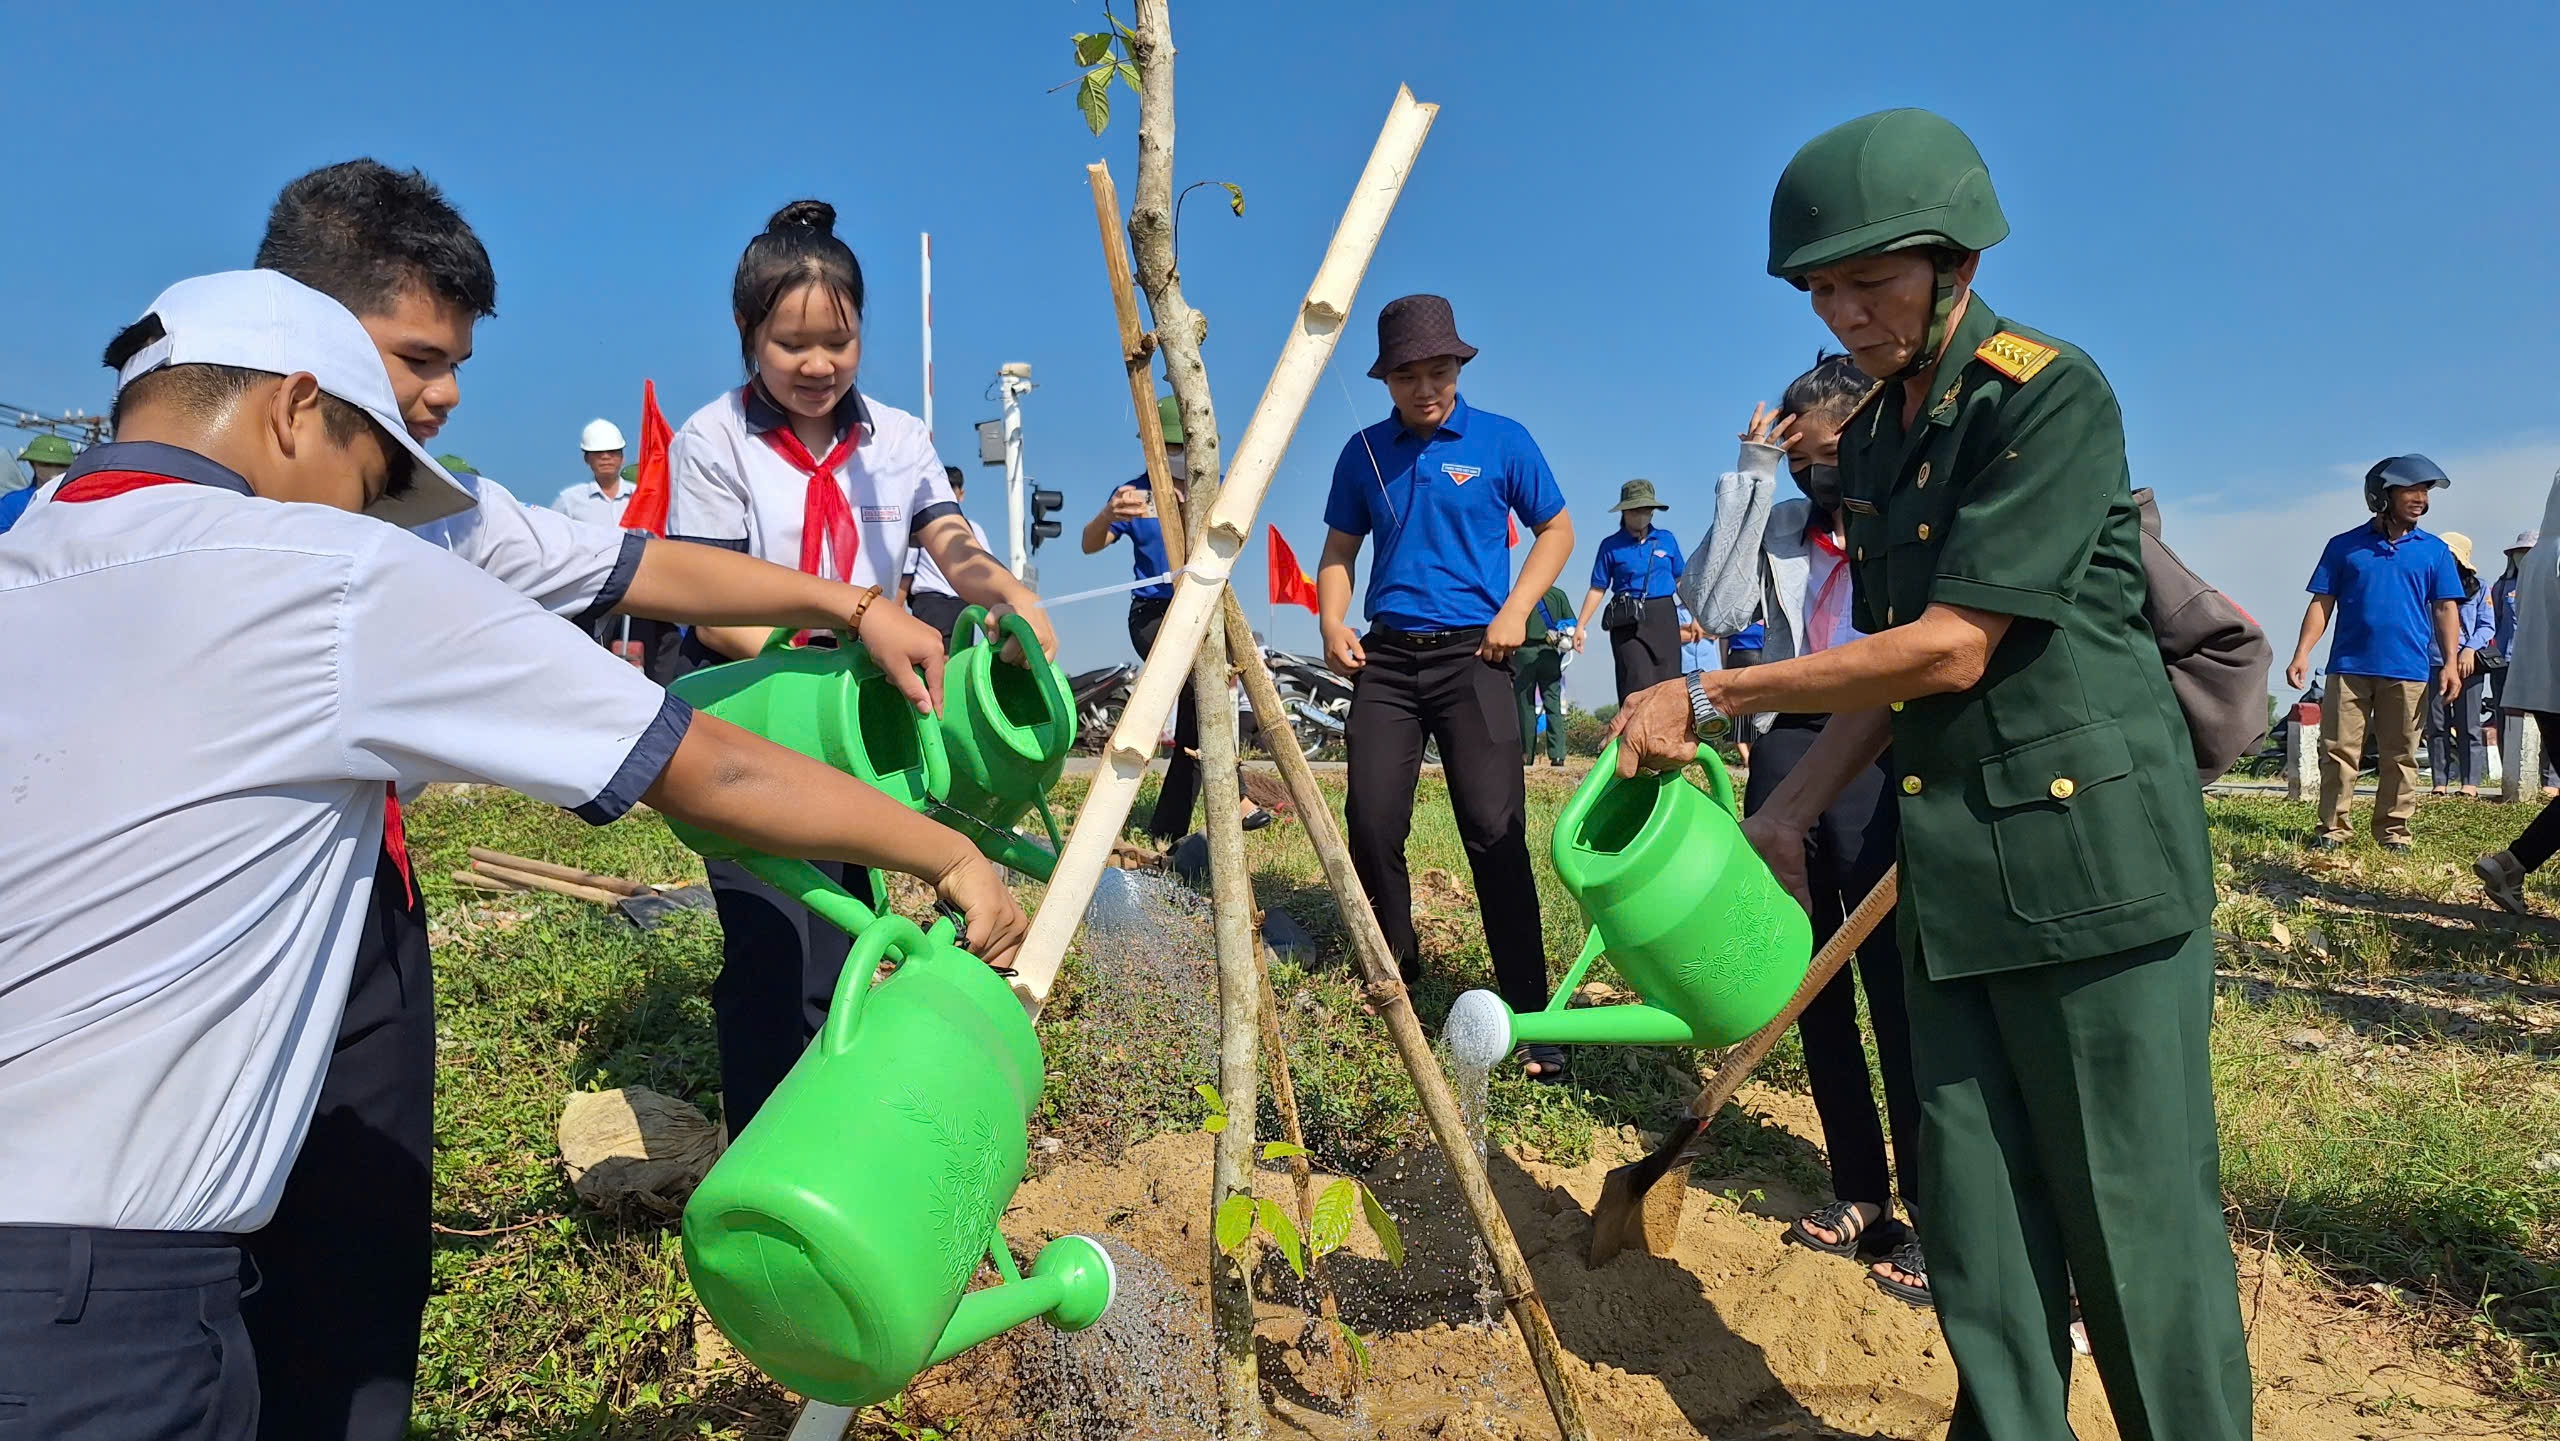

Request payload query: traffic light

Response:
[1028,486,1064,552]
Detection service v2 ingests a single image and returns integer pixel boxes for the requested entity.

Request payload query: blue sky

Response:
[4,1,2555,705]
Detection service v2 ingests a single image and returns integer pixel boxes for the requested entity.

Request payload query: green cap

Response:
[18,435,75,467]
[435,452,478,477]
[1608,479,1669,513]
[1767,109,2008,284]
[621,462,639,483]
[1153,394,1184,447]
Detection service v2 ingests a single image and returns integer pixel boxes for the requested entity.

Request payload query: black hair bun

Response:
[767,199,837,237]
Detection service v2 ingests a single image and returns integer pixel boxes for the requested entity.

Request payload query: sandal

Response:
[1868,1235,1932,1309]
[1519,1044,1570,1084]
[1784,1199,1875,1258]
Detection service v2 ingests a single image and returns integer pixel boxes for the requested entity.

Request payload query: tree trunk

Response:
[1128,3,1260,1432]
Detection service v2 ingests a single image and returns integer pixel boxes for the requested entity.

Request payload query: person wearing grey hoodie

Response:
[1679,352,1929,1308]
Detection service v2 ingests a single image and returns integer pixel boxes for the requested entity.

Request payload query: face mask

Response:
[1791,461,1842,513]
[1164,450,1190,483]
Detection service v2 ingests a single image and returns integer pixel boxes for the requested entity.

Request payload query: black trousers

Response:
[1607,595,1681,702]
[1129,596,1204,842]
[243,846,433,1441]
[1744,716,1920,1213]
[707,859,880,1137]
[909,589,969,642]
[1343,629,1548,1013]
[0,1227,260,1440]
[2508,712,2560,871]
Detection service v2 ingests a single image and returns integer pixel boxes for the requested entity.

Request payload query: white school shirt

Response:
[0,442,691,1233]
[413,469,643,626]
[666,385,958,588]
[550,477,635,533]
[907,514,991,599]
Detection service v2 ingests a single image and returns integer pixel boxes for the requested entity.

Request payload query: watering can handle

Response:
[1594,737,1739,818]
[947,604,1047,671]
[818,913,926,1058]
[947,605,993,657]
[759,625,849,655]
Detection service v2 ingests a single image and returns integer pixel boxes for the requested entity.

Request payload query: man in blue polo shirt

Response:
[1317,295,1577,1079]
[2286,453,2466,849]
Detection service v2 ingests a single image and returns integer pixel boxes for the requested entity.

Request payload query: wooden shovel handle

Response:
[467,847,647,897]
[468,859,631,907]
[1684,865,1899,1123]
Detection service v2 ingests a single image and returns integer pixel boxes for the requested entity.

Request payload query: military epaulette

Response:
[1973,331,2058,385]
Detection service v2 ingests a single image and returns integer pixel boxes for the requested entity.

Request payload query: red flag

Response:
[619,380,674,535]
[1507,513,1520,548]
[1268,525,1320,613]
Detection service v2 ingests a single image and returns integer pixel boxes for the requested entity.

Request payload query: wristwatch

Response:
[1686,671,1732,744]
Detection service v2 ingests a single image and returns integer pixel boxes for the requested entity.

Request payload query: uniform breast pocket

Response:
[1980,721,2172,923]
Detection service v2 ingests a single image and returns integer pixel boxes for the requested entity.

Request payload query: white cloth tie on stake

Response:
[1033,564,1224,609]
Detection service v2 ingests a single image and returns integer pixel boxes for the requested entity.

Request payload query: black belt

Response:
[1367,625,1486,650]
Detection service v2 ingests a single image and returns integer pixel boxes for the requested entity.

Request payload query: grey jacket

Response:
[1679,441,1810,736]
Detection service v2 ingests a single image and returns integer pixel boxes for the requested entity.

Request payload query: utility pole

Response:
[997,362,1034,581]
[919,233,934,442]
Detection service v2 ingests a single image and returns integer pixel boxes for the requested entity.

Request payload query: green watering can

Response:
[925,606,1078,882]
[680,914,1114,1407]
[1444,739,1812,1068]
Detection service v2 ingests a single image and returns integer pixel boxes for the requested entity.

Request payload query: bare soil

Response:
[910,1085,2511,1440]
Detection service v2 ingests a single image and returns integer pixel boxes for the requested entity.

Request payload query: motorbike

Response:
[1067,663,1133,753]
[1266,647,1351,760]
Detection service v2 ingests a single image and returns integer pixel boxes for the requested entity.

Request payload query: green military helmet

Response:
[19,434,76,468]
[1767,108,2008,283]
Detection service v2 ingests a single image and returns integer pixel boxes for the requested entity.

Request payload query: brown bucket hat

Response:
[1367,294,1478,379]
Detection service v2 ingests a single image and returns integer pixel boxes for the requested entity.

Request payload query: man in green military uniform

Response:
[19,434,75,487]
[1514,583,1575,766]
[1611,109,2249,1441]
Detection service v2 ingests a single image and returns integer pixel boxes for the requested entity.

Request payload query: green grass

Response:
[398,779,2560,1435]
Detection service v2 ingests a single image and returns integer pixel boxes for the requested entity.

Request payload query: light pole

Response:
[997,362,1034,580]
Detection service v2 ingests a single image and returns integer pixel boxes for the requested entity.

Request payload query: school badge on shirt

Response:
[861,505,903,523]
[1442,463,1481,486]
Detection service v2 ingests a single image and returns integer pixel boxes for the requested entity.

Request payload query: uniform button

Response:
[1900,775,1923,795]
[2049,777,2076,800]
[1917,522,1931,540]
[1886,606,1896,624]
[1916,462,1931,487]
[1855,546,1865,561]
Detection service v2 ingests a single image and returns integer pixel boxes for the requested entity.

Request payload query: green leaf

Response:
[1309,1179,1357,1260]
[1332,1317,1374,1372]
[1259,1140,1308,1162]
[1111,13,1139,47]
[1072,31,1112,66]
[1359,1183,1405,1267]
[1078,68,1112,136]
[1257,1198,1305,1278]
[1213,1194,1257,1254]
[1116,61,1142,96]
[1220,181,1246,218]
[1202,1112,1227,1134]
[1195,1083,1225,1117]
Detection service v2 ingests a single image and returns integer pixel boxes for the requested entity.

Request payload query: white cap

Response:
[579,419,627,453]
[2514,531,2540,554]
[114,270,473,528]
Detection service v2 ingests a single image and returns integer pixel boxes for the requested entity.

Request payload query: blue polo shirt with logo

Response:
[1321,396,1566,631]
[1106,474,1173,601]
[2306,521,2465,683]
[1590,525,1685,599]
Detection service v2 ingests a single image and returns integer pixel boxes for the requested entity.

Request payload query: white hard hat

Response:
[117,270,472,528]
[579,418,626,453]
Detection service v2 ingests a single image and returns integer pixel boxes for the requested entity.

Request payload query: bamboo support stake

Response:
[1012,83,1437,1017]
[467,860,631,907]
[1220,593,1593,1440]
[1087,161,1187,568]
[466,847,646,897]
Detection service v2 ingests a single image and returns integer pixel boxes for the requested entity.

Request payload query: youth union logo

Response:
[1442,463,1481,486]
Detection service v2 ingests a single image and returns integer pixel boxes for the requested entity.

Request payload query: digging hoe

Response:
[1587,865,1900,1267]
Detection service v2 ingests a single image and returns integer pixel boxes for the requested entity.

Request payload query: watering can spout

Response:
[925,1235,1116,1367]
[1443,987,1697,1071]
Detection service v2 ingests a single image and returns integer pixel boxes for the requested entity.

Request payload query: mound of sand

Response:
[911,1086,2504,1440]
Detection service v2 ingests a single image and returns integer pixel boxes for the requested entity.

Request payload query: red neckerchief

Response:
[58,468,417,904]
[748,388,863,582]
[1804,518,1853,654]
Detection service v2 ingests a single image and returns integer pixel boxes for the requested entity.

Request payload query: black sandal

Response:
[1784,1200,1872,1258]
[1519,1044,1570,1084]
[1868,1236,1932,1309]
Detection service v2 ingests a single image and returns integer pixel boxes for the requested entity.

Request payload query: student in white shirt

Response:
[0,270,1027,1441]
[898,464,990,639]
[667,199,1057,1141]
[246,160,969,1441]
